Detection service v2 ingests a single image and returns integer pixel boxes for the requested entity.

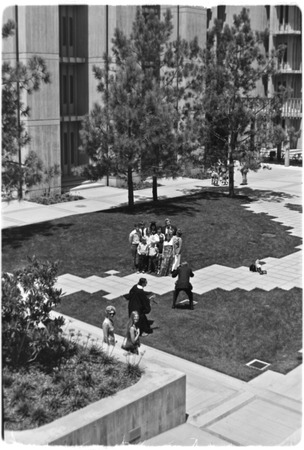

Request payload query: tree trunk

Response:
[228,144,234,197]
[152,175,158,201]
[127,165,134,207]
[277,143,282,162]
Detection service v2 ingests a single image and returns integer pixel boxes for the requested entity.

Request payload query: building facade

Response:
[209,4,302,154]
[2,4,301,195]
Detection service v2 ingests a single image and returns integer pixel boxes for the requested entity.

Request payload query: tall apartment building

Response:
[2,4,301,195]
[2,4,207,194]
[209,4,302,152]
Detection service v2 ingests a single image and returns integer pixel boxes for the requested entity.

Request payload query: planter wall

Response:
[100,174,141,188]
[5,362,186,446]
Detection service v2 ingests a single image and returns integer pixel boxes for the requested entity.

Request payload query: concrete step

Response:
[143,422,231,446]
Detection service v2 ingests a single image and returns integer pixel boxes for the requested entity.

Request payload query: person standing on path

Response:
[171,261,194,310]
[122,311,141,355]
[127,278,155,336]
[102,305,116,353]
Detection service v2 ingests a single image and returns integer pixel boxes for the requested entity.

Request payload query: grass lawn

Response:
[2,189,302,381]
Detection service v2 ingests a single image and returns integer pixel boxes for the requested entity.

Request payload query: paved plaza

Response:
[1,164,303,445]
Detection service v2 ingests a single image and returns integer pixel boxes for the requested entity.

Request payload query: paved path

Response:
[50,307,302,446]
[1,165,302,445]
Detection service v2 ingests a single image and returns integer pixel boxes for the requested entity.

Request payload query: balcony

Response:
[276,62,302,74]
[281,98,302,118]
[272,25,301,35]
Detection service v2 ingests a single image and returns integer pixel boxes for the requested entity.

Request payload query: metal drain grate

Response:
[246,359,270,370]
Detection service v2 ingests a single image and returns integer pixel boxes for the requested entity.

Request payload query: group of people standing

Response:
[129,218,182,276]
[102,218,193,357]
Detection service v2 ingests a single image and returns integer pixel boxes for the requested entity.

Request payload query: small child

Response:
[255,259,267,275]
[250,259,267,274]
[137,237,149,273]
[148,242,159,274]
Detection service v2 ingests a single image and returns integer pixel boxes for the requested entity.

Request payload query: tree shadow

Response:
[285,203,302,213]
[236,187,299,203]
[2,221,73,249]
[102,189,250,218]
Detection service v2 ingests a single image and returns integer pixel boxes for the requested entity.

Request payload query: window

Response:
[71,132,75,164]
[63,75,67,104]
[69,17,73,46]
[283,42,288,65]
[279,6,289,28]
[142,5,160,18]
[63,132,68,165]
[70,74,74,104]
[218,5,226,23]
[62,16,67,46]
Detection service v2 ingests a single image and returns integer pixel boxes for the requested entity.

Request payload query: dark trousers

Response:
[138,254,148,272]
[148,255,158,273]
[172,287,193,309]
[131,244,138,268]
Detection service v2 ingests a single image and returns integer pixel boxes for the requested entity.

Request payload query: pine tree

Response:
[79,7,203,206]
[2,21,50,199]
[200,8,282,196]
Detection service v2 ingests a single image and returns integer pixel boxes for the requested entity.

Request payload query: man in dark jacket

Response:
[127,278,154,335]
[171,261,194,310]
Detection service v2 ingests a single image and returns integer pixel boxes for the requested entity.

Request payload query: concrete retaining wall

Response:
[4,362,186,446]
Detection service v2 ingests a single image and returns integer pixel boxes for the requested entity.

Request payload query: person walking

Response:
[122,311,141,355]
[127,278,155,336]
[171,261,194,310]
[102,305,116,353]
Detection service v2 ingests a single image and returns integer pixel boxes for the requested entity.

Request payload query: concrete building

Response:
[209,4,302,156]
[2,4,301,195]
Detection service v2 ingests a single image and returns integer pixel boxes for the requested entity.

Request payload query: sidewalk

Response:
[51,310,302,446]
[1,165,302,445]
[2,165,301,230]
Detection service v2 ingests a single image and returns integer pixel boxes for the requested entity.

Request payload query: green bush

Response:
[2,258,143,432]
[28,193,83,205]
[2,256,65,368]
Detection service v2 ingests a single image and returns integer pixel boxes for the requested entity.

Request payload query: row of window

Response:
[62,74,74,105]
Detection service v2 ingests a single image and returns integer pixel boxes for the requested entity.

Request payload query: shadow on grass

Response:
[285,203,302,213]
[2,221,74,249]
[102,189,253,217]
[55,287,302,382]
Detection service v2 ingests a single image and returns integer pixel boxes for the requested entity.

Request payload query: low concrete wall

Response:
[100,174,141,188]
[5,362,186,446]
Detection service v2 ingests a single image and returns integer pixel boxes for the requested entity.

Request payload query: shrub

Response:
[1,256,65,368]
[2,257,144,431]
[29,193,84,205]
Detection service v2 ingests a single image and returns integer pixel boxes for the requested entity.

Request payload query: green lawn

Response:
[2,189,302,381]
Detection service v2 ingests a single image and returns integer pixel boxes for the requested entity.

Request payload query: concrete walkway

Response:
[1,165,302,445]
